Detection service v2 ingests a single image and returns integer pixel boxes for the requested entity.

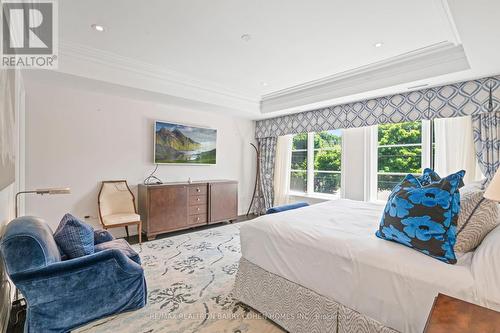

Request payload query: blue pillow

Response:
[94,239,140,265]
[266,202,309,214]
[418,168,464,188]
[53,213,94,259]
[418,168,440,185]
[94,229,114,244]
[376,170,465,264]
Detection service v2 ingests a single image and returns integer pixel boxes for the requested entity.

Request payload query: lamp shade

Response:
[484,169,500,202]
[15,187,71,219]
[36,188,71,195]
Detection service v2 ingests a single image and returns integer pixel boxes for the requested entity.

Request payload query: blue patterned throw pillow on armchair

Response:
[376,170,465,264]
[53,213,95,259]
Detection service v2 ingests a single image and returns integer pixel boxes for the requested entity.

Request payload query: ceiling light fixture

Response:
[241,34,251,42]
[261,82,268,87]
[91,24,105,32]
[374,42,383,48]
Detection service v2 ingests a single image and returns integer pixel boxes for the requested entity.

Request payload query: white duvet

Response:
[239,199,500,333]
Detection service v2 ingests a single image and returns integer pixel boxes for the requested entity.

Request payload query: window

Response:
[290,133,308,192]
[314,130,342,194]
[376,120,433,200]
[290,130,342,196]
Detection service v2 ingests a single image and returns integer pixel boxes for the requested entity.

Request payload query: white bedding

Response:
[239,199,499,333]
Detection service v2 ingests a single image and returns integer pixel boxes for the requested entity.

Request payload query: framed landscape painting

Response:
[154,121,217,165]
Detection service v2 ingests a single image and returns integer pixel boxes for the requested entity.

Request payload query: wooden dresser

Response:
[138,180,238,239]
[424,293,500,333]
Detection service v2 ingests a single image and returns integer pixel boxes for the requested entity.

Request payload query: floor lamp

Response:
[10,187,71,322]
[15,187,71,218]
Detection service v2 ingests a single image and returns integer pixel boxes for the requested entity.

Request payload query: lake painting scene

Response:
[154,121,217,164]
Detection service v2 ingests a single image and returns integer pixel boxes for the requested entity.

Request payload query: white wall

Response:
[24,79,256,237]
[0,69,24,232]
[0,185,15,237]
[0,69,24,330]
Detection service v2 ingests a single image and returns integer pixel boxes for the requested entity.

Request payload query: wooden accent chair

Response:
[98,180,142,243]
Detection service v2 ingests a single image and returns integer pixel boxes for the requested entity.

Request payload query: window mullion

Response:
[421,120,431,169]
[368,125,378,201]
[430,120,435,170]
[306,132,315,194]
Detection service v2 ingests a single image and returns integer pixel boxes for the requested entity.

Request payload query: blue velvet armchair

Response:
[0,216,147,333]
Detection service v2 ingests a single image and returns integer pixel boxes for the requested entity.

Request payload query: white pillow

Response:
[471,224,500,311]
[461,180,485,194]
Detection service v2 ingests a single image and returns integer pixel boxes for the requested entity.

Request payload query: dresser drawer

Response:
[189,204,207,216]
[189,195,207,205]
[189,213,207,225]
[189,185,207,196]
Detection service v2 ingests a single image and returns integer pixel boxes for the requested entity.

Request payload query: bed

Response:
[233,199,500,333]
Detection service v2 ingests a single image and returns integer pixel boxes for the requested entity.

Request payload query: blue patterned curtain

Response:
[256,76,500,139]
[256,137,278,214]
[472,111,500,180]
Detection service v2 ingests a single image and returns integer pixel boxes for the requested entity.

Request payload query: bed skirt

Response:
[233,258,399,333]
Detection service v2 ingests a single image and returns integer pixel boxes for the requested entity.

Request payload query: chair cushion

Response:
[376,170,465,264]
[54,213,95,259]
[102,213,140,226]
[94,239,141,265]
[99,181,136,218]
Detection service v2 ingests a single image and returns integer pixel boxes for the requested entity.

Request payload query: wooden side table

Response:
[424,293,500,333]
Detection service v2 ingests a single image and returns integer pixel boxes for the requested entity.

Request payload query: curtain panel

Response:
[472,111,500,180]
[274,135,293,206]
[256,137,278,214]
[256,75,500,139]
[434,116,483,183]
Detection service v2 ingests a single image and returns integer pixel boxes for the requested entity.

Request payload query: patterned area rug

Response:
[76,223,284,333]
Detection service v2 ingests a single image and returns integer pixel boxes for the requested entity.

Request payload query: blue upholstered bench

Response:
[266,202,309,214]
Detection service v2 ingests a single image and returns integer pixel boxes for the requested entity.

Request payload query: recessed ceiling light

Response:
[261,82,268,87]
[374,42,383,48]
[241,34,251,42]
[91,24,105,32]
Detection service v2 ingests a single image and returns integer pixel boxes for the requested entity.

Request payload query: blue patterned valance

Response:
[255,75,500,138]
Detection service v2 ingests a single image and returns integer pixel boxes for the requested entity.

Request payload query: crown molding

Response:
[57,40,470,118]
[58,41,260,115]
[440,0,462,44]
[261,41,470,113]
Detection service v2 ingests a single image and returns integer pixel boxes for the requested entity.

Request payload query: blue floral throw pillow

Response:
[418,168,441,185]
[53,213,94,259]
[376,170,465,264]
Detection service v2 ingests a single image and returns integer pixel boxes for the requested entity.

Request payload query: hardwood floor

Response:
[125,214,259,245]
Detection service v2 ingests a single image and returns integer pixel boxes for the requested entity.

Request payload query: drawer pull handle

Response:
[197,198,200,201]
[196,188,200,192]
[197,207,200,211]
[197,217,200,221]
